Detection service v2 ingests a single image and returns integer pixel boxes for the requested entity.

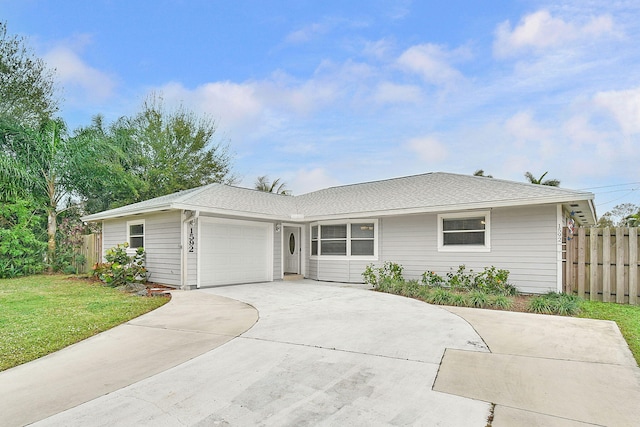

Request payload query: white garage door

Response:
[199,218,273,287]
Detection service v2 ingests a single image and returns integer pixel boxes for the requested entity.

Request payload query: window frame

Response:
[310,219,378,260]
[437,211,490,252]
[126,219,145,250]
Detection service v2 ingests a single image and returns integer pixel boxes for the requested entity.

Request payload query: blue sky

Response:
[3,0,640,215]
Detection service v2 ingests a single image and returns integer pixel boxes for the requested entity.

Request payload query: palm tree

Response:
[524,171,560,187]
[473,169,493,178]
[255,176,291,195]
[0,117,108,269]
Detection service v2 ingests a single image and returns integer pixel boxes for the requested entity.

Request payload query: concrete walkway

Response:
[436,306,640,426]
[2,280,640,426]
[0,291,258,427]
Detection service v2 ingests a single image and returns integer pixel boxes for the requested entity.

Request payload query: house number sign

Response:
[188,226,195,253]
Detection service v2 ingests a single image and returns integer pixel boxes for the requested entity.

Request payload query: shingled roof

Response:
[82,172,596,225]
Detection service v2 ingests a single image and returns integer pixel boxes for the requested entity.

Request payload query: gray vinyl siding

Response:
[141,211,182,286]
[380,205,559,294]
[102,211,182,287]
[305,204,560,294]
[102,220,126,256]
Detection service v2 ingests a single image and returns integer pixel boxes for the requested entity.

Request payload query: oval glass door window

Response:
[289,233,295,254]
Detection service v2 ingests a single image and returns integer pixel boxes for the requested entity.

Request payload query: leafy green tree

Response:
[0,22,58,127]
[72,97,237,213]
[627,213,640,227]
[597,203,639,227]
[524,171,560,187]
[70,115,145,213]
[255,175,291,195]
[0,198,47,278]
[128,96,236,201]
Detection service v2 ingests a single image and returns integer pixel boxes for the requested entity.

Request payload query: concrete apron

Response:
[435,306,640,426]
[0,291,258,427]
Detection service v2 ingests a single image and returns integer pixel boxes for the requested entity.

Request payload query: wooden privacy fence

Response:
[564,227,639,305]
[76,233,102,274]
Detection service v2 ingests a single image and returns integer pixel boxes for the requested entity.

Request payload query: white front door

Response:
[284,227,300,274]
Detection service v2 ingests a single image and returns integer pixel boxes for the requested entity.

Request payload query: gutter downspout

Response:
[181,210,199,290]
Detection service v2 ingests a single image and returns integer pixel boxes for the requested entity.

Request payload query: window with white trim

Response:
[438,212,490,252]
[127,220,145,249]
[311,221,377,258]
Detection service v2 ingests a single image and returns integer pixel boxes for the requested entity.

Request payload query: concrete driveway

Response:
[26,281,491,426]
[3,280,640,426]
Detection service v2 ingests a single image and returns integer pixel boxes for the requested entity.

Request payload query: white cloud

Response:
[397,43,467,87]
[373,82,422,105]
[289,167,342,194]
[563,115,604,148]
[505,111,550,143]
[285,22,329,44]
[504,111,558,158]
[362,38,394,60]
[43,36,116,103]
[405,135,448,163]
[493,10,615,58]
[159,81,264,132]
[594,87,640,134]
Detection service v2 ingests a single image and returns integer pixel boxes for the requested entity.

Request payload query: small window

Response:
[438,212,490,252]
[311,226,318,255]
[128,221,145,249]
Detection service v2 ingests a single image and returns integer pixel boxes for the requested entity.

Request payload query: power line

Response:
[579,182,640,190]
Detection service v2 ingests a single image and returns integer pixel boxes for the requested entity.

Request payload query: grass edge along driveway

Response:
[0,274,169,371]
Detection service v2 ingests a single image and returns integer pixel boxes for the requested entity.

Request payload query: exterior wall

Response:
[273,224,282,279]
[102,220,126,255]
[305,204,560,294]
[101,211,183,287]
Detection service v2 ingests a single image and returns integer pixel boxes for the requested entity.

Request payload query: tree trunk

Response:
[47,209,56,272]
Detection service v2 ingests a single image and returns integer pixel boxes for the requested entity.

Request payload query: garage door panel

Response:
[199,219,272,287]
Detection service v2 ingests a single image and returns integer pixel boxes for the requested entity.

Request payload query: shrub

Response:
[398,280,421,298]
[489,295,514,310]
[474,266,517,296]
[0,200,46,278]
[446,265,475,292]
[468,290,488,308]
[528,292,581,316]
[421,270,445,287]
[362,262,404,290]
[450,293,468,307]
[422,265,516,296]
[93,243,147,289]
[428,288,453,305]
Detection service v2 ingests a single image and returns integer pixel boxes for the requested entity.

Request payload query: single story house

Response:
[82,172,596,294]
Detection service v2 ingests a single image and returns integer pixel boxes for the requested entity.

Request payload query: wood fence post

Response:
[602,228,611,303]
[590,228,598,301]
[577,228,586,298]
[616,228,625,303]
[630,228,638,305]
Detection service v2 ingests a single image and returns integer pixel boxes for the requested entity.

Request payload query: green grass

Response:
[0,274,169,371]
[578,300,640,366]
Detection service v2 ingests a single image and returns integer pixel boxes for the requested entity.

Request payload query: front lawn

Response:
[0,274,169,371]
